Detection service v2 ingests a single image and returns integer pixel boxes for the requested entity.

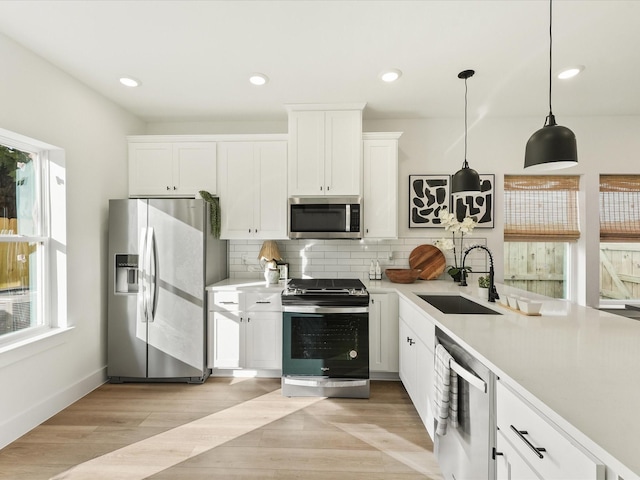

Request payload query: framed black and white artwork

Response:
[409,175,450,228]
[453,174,494,228]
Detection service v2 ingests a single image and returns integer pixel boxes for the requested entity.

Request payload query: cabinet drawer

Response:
[210,291,242,312]
[497,381,604,480]
[245,292,282,312]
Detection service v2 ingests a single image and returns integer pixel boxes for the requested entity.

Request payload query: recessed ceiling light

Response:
[119,77,140,87]
[557,65,585,80]
[249,73,269,86]
[380,69,402,83]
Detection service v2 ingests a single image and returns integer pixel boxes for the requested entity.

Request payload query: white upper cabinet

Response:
[287,104,365,196]
[363,132,402,239]
[128,138,217,197]
[218,140,288,240]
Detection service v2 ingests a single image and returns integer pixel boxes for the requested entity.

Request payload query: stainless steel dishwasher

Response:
[434,327,496,480]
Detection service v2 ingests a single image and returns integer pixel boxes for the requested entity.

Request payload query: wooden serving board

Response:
[409,245,446,280]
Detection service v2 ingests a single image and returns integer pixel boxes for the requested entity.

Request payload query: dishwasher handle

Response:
[450,359,487,393]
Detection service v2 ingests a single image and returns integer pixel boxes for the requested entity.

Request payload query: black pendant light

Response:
[452,69,481,195]
[524,0,577,170]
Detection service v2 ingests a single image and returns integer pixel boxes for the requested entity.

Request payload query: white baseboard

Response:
[0,366,107,449]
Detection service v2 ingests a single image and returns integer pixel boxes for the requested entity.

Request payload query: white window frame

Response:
[0,127,67,352]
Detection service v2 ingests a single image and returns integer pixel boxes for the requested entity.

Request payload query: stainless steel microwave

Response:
[288,196,362,239]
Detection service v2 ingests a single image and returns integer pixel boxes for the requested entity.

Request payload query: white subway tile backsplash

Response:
[228,237,488,281]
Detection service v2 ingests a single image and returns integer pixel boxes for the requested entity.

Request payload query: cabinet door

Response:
[369,293,399,373]
[324,110,362,195]
[173,142,217,196]
[211,311,243,369]
[218,142,256,239]
[415,337,434,439]
[255,141,288,239]
[363,139,398,238]
[496,430,541,480]
[129,142,174,196]
[245,311,282,369]
[288,110,325,195]
[399,319,418,398]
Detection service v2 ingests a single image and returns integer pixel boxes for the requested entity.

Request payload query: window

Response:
[503,175,580,299]
[599,175,640,302]
[0,127,65,349]
[0,142,46,340]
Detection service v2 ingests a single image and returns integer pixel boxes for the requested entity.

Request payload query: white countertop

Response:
[389,279,640,480]
[206,279,286,293]
[207,277,640,478]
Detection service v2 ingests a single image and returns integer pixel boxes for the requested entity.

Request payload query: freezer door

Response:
[146,199,206,378]
[107,199,148,379]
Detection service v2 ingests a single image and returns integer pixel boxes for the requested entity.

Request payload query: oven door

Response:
[282,307,369,378]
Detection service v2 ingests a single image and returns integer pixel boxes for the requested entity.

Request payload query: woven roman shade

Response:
[600,175,640,242]
[504,175,580,241]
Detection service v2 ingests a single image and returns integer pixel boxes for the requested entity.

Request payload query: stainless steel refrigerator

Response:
[107,198,227,383]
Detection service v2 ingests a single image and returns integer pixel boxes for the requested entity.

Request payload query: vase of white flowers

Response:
[433,208,477,281]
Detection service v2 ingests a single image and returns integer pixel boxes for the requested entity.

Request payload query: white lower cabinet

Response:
[496,429,540,480]
[208,291,282,371]
[398,297,435,439]
[496,380,605,480]
[369,293,399,373]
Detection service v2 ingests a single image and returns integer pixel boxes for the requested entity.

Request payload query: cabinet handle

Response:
[173,186,177,190]
[256,301,271,304]
[247,317,251,322]
[509,425,546,459]
[407,336,415,345]
[327,186,330,191]
[166,186,170,190]
[492,448,504,459]
[220,301,238,305]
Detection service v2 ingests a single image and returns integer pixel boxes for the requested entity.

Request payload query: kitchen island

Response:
[381,278,640,480]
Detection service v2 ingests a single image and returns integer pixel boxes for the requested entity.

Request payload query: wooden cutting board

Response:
[409,245,446,280]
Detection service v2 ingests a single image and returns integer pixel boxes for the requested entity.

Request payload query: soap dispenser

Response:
[375,260,382,280]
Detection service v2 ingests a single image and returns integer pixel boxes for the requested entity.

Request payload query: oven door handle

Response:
[282,306,369,314]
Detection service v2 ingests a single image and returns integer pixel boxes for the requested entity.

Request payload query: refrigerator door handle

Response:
[139,227,149,322]
[148,227,159,322]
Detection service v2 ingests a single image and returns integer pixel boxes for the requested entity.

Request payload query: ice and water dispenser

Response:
[115,254,139,294]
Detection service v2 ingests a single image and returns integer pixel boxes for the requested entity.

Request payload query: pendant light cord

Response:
[548,0,553,117]
[463,75,468,167]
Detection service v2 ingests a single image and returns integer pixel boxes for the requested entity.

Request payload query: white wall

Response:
[152,114,640,307]
[0,33,144,448]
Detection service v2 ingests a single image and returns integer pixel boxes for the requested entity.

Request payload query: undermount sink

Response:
[417,294,502,315]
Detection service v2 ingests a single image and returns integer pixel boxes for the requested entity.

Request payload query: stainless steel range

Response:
[281,278,370,398]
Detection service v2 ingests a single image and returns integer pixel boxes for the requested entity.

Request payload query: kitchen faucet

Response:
[459,245,500,302]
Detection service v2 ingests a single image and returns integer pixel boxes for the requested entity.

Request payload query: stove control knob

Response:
[349,350,358,359]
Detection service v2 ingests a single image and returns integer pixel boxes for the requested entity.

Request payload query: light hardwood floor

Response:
[0,378,443,479]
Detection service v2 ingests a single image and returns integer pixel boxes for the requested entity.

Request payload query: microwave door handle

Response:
[346,204,351,232]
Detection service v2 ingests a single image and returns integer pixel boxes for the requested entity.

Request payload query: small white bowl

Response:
[507,296,519,310]
[518,300,542,315]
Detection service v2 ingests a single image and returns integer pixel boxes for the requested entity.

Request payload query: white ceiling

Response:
[0,0,638,123]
